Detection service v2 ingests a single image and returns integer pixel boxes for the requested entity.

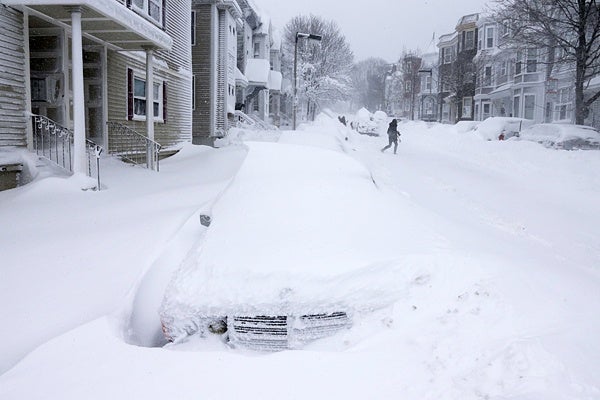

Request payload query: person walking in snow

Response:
[381,118,401,154]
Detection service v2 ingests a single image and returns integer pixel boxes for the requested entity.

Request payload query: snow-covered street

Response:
[1,115,599,399]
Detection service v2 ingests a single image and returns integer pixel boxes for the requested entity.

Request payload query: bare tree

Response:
[350,58,389,111]
[493,0,600,124]
[282,15,354,120]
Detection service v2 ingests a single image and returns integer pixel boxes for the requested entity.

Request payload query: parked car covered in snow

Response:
[472,117,534,141]
[159,141,415,351]
[517,123,600,150]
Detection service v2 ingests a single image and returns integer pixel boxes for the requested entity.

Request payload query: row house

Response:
[473,16,547,123]
[191,0,242,145]
[472,16,600,128]
[416,51,438,122]
[0,0,192,175]
[383,64,402,117]
[437,13,479,123]
[383,54,422,120]
[234,1,281,127]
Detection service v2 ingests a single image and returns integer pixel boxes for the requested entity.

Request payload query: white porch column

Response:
[70,7,87,175]
[144,46,155,142]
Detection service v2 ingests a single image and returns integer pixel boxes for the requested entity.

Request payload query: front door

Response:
[82,47,104,145]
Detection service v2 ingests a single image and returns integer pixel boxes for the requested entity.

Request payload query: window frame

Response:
[129,71,164,122]
[486,26,494,48]
[465,30,475,50]
[131,0,163,26]
[462,96,473,118]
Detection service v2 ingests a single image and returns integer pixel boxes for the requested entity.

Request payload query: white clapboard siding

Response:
[0,6,27,147]
[106,0,192,150]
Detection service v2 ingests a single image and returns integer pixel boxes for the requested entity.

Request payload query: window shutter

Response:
[127,68,134,120]
[163,81,168,123]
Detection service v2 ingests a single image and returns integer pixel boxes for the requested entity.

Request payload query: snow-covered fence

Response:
[107,121,161,171]
[32,114,102,189]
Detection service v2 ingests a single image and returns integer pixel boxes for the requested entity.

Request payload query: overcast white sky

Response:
[253,0,492,62]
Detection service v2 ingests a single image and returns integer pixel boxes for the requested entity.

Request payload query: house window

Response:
[253,42,260,58]
[191,11,196,46]
[513,95,520,117]
[132,76,163,120]
[526,48,537,73]
[424,98,434,114]
[486,26,494,48]
[462,97,472,118]
[515,51,522,75]
[484,65,492,86]
[554,88,572,121]
[443,47,452,64]
[500,61,507,76]
[425,75,432,91]
[524,94,535,119]
[483,102,491,119]
[405,81,412,92]
[132,0,163,24]
[465,30,475,50]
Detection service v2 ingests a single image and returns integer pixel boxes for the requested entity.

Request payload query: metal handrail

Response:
[106,121,161,171]
[234,110,277,131]
[31,114,103,189]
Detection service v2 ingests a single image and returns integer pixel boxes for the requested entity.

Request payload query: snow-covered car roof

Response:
[160,141,423,346]
[519,123,600,144]
[473,117,534,140]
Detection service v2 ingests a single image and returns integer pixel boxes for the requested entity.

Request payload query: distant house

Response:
[472,16,590,126]
[417,52,438,122]
[0,0,192,174]
[269,29,283,126]
[437,13,478,123]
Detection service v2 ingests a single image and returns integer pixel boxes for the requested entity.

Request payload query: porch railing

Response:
[32,114,103,189]
[234,110,277,131]
[106,121,161,171]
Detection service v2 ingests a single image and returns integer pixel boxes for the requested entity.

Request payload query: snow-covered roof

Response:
[438,32,457,46]
[268,70,282,91]
[2,0,172,50]
[245,58,270,86]
[235,67,248,88]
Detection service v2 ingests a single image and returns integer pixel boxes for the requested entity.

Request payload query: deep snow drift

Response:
[1,114,599,399]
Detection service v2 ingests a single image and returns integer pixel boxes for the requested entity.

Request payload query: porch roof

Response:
[268,70,282,92]
[4,0,172,51]
[245,58,270,87]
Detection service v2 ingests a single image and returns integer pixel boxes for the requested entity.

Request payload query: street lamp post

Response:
[293,32,322,130]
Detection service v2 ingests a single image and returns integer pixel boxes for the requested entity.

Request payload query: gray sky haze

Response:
[254,0,491,62]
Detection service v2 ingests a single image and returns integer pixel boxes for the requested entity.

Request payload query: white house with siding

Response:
[0,0,191,180]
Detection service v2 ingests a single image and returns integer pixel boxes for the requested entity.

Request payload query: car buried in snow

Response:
[159,141,412,351]
[517,123,600,150]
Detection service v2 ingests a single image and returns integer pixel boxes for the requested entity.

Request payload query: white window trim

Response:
[131,71,164,123]
[132,0,162,26]
[462,97,473,118]
[486,26,494,48]
[554,88,572,121]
